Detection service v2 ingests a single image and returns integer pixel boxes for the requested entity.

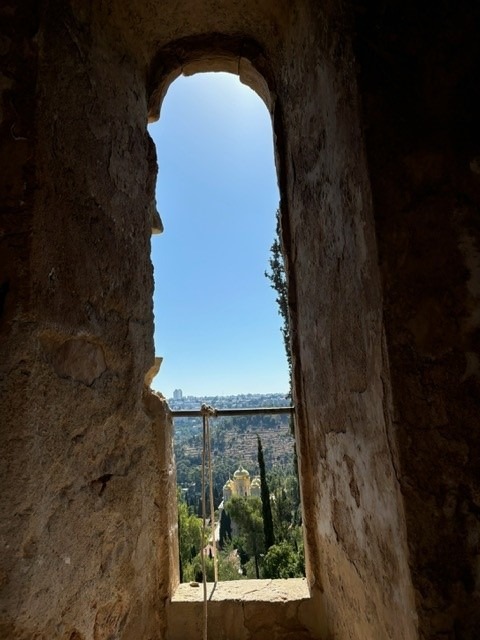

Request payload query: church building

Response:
[222,465,261,502]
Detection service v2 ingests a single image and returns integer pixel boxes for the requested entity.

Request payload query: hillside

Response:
[170,393,296,511]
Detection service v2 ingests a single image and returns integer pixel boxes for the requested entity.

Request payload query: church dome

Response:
[250,476,261,497]
[223,479,234,490]
[233,465,250,479]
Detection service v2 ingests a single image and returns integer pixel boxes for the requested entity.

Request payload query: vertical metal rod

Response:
[206,415,218,583]
[201,414,208,640]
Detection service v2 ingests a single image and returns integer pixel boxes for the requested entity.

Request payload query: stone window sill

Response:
[167,579,319,640]
[171,577,310,603]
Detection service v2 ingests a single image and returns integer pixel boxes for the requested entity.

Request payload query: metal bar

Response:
[170,406,295,418]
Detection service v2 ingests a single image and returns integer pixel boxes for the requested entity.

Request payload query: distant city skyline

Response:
[167,391,290,401]
[148,72,289,398]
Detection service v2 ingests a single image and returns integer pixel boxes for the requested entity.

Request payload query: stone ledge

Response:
[166,579,321,640]
[171,578,311,602]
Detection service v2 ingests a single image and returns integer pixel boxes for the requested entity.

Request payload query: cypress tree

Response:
[257,435,275,550]
[219,508,232,549]
[265,209,300,495]
[265,209,291,394]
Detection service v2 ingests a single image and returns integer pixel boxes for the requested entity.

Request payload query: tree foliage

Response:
[226,496,264,578]
[177,494,203,582]
[219,508,232,548]
[262,540,304,579]
[187,544,245,583]
[257,435,275,550]
[265,210,301,492]
[265,209,291,390]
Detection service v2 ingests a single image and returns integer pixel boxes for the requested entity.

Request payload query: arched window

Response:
[148,71,303,583]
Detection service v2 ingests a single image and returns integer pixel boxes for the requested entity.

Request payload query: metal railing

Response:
[170,406,295,418]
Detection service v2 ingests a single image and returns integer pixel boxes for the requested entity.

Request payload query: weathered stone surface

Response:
[351,2,480,636]
[144,356,162,387]
[172,577,310,602]
[168,579,317,640]
[1,0,479,639]
[49,337,107,385]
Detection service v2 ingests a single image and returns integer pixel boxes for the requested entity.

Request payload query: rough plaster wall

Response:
[0,0,423,638]
[0,2,37,345]
[0,1,41,637]
[353,2,480,638]
[0,1,178,638]
[277,2,417,638]
[143,1,417,636]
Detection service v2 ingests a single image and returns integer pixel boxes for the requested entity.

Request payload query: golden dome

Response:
[233,466,250,479]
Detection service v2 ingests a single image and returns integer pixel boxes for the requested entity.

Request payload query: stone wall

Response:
[1,2,177,638]
[353,2,480,637]
[1,0,478,638]
[276,2,417,637]
[167,579,319,640]
[146,1,417,636]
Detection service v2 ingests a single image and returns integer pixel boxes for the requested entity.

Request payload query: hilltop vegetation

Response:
[172,393,304,581]
[172,393,295,512]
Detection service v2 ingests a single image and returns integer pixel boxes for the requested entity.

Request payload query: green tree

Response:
[219,508,232,548]
[265,211,301,523]
[187,543,245,582]
[218,540,245,581]
[265,209,291,390]
[226,496,264,578]
[257,435,275,550]
[262,540,303,579]
[177,495,203,582]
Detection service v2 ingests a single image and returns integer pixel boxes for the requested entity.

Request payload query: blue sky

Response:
[148,72,288,398]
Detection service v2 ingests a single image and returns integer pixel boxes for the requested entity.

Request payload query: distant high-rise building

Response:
[173,388,183,400]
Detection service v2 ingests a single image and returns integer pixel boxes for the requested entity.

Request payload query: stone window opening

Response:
[148,69,285,401]
[5,4,452,637]
[148,63,308,599]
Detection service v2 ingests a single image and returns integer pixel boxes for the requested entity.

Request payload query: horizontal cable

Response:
[170,406,294,418]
